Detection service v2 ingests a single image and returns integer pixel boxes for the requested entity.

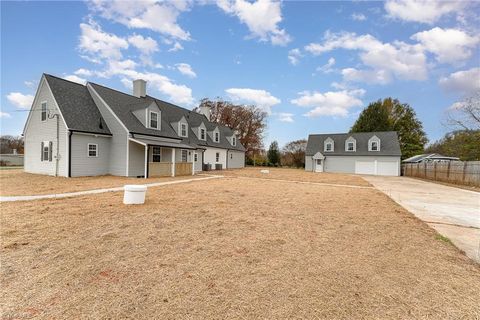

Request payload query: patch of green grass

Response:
[435,234,453,245]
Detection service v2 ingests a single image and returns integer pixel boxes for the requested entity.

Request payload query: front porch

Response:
[129,137,196,178]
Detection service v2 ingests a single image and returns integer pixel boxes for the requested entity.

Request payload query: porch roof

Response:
[129,137,197,150]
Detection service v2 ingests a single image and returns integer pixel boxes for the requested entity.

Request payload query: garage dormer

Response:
[345,136,356,152]
[324,137,334,152]
[227,134,237,146]
[368,135,381,151]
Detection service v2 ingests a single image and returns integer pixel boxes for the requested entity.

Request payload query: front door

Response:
[315,158,323,172]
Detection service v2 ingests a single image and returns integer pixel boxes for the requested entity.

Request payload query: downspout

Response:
[226,149,229,169]
[68,131,72,177]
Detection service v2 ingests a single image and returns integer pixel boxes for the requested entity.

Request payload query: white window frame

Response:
[42,141,50,161]
[214,131,220,143]
[87,143,98,157]
[179,122,188,137]
[41,101,47,122]
[181,149,188,162]
[215,152,220,162]
[232,136,236,146]
[149,111,159,129]
[152,146,161,162]
[199,128,206,140]
[368,136,381,151]
[345,137,356,152]
[194,153,198,162]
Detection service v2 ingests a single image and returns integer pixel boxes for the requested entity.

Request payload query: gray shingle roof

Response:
[89,82,244,151]
[306,131,401,156]
[44,74,111,135]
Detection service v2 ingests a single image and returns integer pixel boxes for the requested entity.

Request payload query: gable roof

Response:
[402,153,460,163]
[88,82,244,151]
[44,74,111,135]
[306,131,401,156]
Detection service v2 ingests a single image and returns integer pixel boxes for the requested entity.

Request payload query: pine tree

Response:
[267,141,281,166]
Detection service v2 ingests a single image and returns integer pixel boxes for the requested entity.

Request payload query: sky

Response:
[1,0,479,148]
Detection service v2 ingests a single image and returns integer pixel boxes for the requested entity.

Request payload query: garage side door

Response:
[377,161,398,176]
[355,161,375,175]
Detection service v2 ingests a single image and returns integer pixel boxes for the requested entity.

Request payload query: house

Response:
[305,131,401,176]
[23,74,245,178]
[402,153,460,163]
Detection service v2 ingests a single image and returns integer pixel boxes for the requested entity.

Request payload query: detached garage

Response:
[305,131,401,176]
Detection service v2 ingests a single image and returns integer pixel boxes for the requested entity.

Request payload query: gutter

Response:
[70,129,112,136]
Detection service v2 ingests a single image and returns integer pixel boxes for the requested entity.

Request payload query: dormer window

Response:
[324,138,334,152]
[214,131,219,143]
[149,111,159,129]
[232,136,236,146]
[200,128,206,140]
[345,137,356,152]
[368,136,381,151]
[180,123,188,137]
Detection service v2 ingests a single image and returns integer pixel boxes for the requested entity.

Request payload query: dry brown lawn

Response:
[0,169,201,196]
[1,173,479,319]
[221,167,371,186]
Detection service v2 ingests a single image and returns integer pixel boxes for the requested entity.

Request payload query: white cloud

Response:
[439,67,480,96]
[351,13,366,21]
[291,89,365,117]
[316,57,335,74]
[411,27,479,64]
[276,112,294,122]
[88,0,191,40]
[24,80,36,88]
[384,0,468,24]
[79,20,129,61]
[0,111,11,118]
[217,0,291,46]
[128,34,159,55]
[6,92,34,109]
[74,68,94,77]
[175,63,197,78]
[225,88,281,114]
[168,42,184,52]
[64,75,87,84]
[341,68,392,85]
[288,48,302,65]
[305,31,428,83]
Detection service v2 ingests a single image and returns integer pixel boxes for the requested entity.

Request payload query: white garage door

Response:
[355,161,375,175]
[377,161,398,176]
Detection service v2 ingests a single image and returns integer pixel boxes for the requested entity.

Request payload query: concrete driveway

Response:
[363,175,480,263]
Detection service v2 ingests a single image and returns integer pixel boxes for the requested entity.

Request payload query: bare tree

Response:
[281,139,307,168]
[195,98,268,157]
[445,93,480,130]
[0,135,24,154]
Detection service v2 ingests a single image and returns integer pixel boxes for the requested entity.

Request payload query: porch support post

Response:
[171,148,176,177]
[144,145,148,179]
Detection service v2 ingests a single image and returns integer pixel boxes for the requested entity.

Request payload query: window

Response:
[232,136,236,146]
[180,123,187,137]
[215,152,220,162]
[88,143,98,157]
[230,153,233,159]
[200,128,206,140]
[325,143,332,152]
[149,111,159,129]
[215,132,219,142]
[181,149,188,162]
[347,142,354,151]
[41,102,47,121]
[368,136,380,151]
[194,153,198,162]
[41,141,51,161]
[152,146,161,162]
[345,137,356,152]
